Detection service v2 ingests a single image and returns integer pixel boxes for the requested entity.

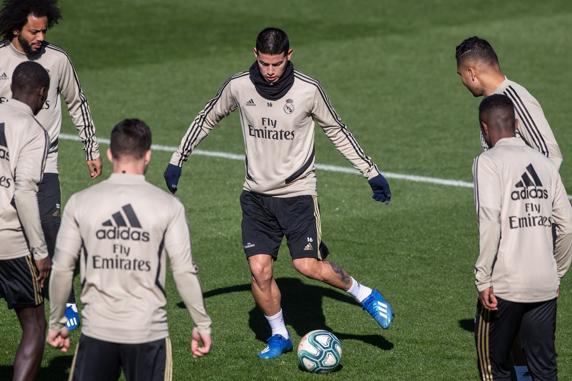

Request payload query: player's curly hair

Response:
[0,0,61,41]
[455,36,499,67]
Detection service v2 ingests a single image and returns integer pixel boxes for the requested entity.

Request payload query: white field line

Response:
[60,133,572,199]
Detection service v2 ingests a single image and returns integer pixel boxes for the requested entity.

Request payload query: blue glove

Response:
[368,174,391,203]
[164,164,182,194]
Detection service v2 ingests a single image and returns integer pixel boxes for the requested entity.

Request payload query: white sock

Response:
[265,309,289,338]
[66,303,78,312]
[347,277,373,303]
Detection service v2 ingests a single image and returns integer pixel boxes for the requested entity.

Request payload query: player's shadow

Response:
[0,355,72,381]
[180,277,393,350]
[459,318,474,333]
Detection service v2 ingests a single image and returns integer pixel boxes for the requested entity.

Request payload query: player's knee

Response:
[293,258,320,279]
[249,259,273,286]
[21,325,45,354]
[21,309,46,337]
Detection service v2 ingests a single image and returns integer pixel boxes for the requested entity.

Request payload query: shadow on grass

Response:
[458,318,474,333]
[179,277,393,350]
[0,355,72,381]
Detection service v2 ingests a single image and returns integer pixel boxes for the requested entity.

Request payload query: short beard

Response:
[18,35,38,55]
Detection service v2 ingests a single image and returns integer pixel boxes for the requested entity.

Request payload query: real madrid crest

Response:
[283,98,295,114]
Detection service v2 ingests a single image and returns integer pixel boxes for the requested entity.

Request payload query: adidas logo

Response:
[511,164,548,201]
[515,164,542,188]
[246,98,256,106]
[304,236,314,251]
[373,300,390,320]
[0,72,7,80]
[95,204,150,241]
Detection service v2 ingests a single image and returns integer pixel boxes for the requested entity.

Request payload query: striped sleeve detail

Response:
[293,71,377,171]
[155,235,166,297]
[175,71,248,166]
[80,241,88,288]
[45,44,99,160]
[39,126,49,180]
[30,117,49,181]
[473,155,481,221]
[503,85,549,157]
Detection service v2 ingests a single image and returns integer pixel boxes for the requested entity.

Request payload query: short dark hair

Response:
[455,36,499,66]
[11,61,49,95]
[0,0,61,40]
[256,27,289,55]
[110,119,152,160]
[479,94,515,133]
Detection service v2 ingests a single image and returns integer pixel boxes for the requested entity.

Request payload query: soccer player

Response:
[47,119,212,381]
[456,36,562,169]
[164,27,393,359]
[0,61,50,381]
[472,94,572,381]
[0,0,102,329]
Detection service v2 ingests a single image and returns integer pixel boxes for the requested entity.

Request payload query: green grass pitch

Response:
[1,1,572,380]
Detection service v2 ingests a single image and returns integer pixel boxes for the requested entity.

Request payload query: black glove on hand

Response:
[368,174,391,204]
[164,164,182,194]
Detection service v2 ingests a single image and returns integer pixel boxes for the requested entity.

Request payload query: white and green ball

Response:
[297,330,342,373]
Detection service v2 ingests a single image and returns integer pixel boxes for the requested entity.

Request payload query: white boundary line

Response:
[61,133,572,199]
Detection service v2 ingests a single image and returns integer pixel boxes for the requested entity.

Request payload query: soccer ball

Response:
[297,330,342,373]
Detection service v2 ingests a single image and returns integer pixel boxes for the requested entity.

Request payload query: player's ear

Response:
[143,149,152,166]
[480,120,488,134]
[480,120,492,148]
[106,148,113,162]
[253,48,258,59]
[38,86,48,99]
[512,119,518,136]
[286,48,293,61]
[37,86,48,109]
[468,66,478,82]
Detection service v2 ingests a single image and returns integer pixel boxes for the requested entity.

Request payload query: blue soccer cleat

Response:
[361,289,393,329]
[65,303,80,331]
[257,334,293,359]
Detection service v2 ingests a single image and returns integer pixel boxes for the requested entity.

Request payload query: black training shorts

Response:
[69,334,172,381]
[240,191,329,260]
[0,255,43,310]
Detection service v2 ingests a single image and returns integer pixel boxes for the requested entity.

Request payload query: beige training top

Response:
[0,100,48,260]
[479,78,562,169]
[170,69,381,197]
[0,41,99,173]
[473,137,572,302]
[49,173,211,343]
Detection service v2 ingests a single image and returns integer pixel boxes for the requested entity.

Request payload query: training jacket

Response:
[0,41,99,173]
[49,173,211,343]
[170,69,380,197]
[473,137,572,302]
[480,78,562,169]
[0,100,48,260]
